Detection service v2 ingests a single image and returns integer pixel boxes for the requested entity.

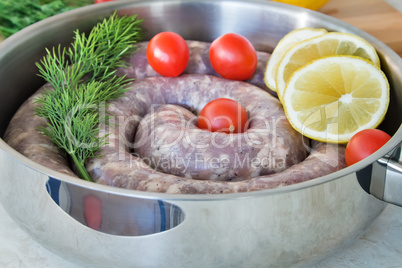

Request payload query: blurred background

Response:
[1,0,401,57]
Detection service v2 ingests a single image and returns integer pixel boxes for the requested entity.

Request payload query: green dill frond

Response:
[67,13,143,81]
[35,12,143,181]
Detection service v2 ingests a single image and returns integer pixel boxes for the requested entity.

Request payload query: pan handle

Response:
[368,140,402,206]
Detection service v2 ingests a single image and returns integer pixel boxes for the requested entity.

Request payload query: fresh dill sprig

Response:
[0,0,93,38]
[35,12,143,181]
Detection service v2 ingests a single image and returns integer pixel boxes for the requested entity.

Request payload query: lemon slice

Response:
[282,56,389,143]
[276,32,381,100]
[264,27,327,92]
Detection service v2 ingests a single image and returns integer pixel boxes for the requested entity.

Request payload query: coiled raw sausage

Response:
[4,41,346,194]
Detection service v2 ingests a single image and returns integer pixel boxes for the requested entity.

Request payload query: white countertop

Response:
[1,201,402,267]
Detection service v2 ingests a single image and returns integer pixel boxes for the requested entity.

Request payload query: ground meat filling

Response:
[102,75,308,182]
[4,40,347,194]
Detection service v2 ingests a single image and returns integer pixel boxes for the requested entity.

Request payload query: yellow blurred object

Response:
[271,0,330,10]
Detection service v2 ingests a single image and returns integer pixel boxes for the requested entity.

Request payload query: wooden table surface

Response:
[320,0,402,57]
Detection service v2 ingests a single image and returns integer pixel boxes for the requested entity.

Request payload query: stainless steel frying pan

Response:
[0,1,401,267]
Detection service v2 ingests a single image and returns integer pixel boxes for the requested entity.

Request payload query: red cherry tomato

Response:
[345,129,391,166]
[94,0,114,3]
[83,195,102,230]
[209,33,257,81]
[198,98,248,133]
[146,32,189,77]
